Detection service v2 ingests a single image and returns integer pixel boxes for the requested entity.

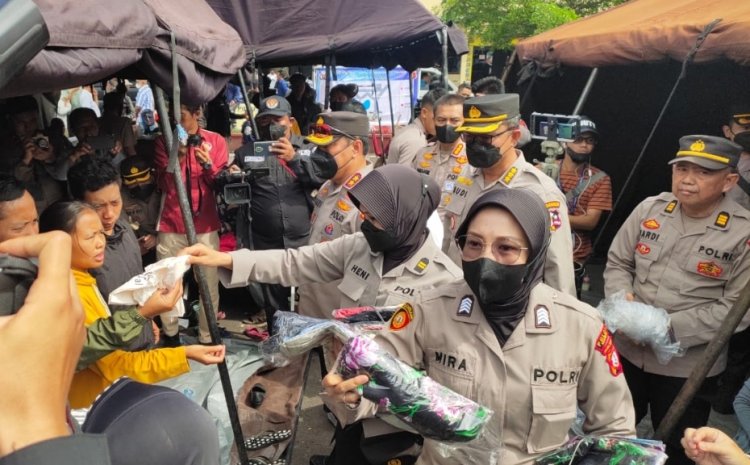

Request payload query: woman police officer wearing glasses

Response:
[322,188,635,465]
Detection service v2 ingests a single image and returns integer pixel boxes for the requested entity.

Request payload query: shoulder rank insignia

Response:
[534,305,551,329]
[664,200,677,213]
[452,143,464,155]
[344,173,362,189]
[502,166,518,184]
[457,295,474,317]
[389,303,414,331]
[715,211,730,228]
[414,257,430,273]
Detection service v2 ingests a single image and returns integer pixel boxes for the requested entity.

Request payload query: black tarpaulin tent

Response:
[1,0,246,104]
[206,0,468,70]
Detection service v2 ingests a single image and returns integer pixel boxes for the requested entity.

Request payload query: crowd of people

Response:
[2,68,750,465]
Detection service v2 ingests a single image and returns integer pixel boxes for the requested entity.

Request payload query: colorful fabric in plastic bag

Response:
[536,436,668,465]
[336,334,492,443]
[597,290,684,364]
[332,305,398,325]
[261,311,354,364]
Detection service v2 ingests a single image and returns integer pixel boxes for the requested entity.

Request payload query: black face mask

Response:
[436,125,460,144]
[269,123,287,141]
[128,184,156,201]
[330,101,344,112]
[462,258,527,312]
[733,130,750,152]
[466,139,501,168]
[360,220,399,253]
[565,146,591,163]
[310,151,338,179]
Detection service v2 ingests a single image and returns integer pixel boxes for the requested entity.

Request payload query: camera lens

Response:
[35,137,50,149]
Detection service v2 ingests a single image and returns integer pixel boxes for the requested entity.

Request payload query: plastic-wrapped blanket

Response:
[536,436,667,465]
[597,290,684,364]
[108,256,191,318]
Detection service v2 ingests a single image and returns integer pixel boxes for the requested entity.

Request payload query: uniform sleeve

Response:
[543,191,577,296]
[603,202,646,297]
[669,242,750,348]
[77,307,149,371]
[218,234,358,288]
[577,324,636,437]
[93,346,189,385]
[0,435,111,465]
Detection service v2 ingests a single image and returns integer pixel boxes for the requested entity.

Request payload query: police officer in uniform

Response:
[442,94,576,295]
[413,94,471,230]
[120,155,160,264]
[387,89,447,166]
[299,112,374,319]
[182,165,461,465]
[323,188,635,465]
[605,135,750,465]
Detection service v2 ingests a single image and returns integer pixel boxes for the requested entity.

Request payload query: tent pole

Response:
[324,61,332,110]
[442,26,449,90]
[154,32,250,465]
[370,68,386,156]
[385,68,396,129]
[572,67,599,115]
[500,48,517,85]
[238,68,259,139]
[409,71,415,124]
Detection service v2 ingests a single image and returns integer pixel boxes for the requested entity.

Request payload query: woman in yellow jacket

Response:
[40,201,226,408]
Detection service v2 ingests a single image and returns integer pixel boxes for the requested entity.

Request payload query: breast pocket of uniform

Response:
[633,241,662,284]
[681,254,729,299]
[526,385,577,454]
[337,273,368,304]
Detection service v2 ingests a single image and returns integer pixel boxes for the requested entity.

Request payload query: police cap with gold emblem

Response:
[456,94,520,134]
[120,155,153,186]
[257,96,292,118]
[305,111,370,146]
[669,135,742,170]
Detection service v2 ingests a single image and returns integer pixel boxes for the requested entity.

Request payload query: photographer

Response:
[226,96,320,313]
[68,108,125,168]
[0,96,65,213]
[153,104,227,345]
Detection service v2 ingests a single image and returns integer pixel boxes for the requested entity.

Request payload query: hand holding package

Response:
[108,256,191,318]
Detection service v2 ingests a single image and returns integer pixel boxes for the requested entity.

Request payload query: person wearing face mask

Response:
[226,95,321,314]
[722,106,750,211]
[180,165,462,465]
[387,88,448,166]
[441,94,576,296]
[321,188,635,465]
[120,155,161,264]
[605,135,750,465]
[297,111,374,319]
[413,95,469,226]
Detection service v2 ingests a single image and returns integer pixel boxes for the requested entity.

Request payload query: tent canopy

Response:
[516,0,750,68]
[1,0,245,104]
[207,0,468,70]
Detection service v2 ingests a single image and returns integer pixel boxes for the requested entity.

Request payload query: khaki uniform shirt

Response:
[121,188,161,236]
[728,153,750,211]
[604,192,750,377]
[387,119,428,166]
[220,232,463,311]
[324,282,635,465]
[442,151,576,296]
[298,165,374,319]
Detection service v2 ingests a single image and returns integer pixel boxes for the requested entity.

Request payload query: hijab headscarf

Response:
[454,189,550,345]
[349,165,440,274]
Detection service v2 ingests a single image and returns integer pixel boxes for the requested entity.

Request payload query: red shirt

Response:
[154,128,228,234]
[558,164,612,262]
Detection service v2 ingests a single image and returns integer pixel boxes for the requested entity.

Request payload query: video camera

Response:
[530,113,583,180]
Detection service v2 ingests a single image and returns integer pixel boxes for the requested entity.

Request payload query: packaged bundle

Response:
[536,435,668,465]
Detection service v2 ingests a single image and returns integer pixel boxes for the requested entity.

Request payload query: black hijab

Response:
[349,165,440,274]
[454,189,550,345]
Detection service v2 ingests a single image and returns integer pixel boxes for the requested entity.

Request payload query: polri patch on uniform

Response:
[697,261,723,278]
[548,208,562,232]
[323,223,335,236]
[389,303,415,331]
[664,200,677,213]
[345,173,362,189]
[534,305,551,329]
[414,258,430,273]
[635,242,651,255]
[457,295,474,317]
[502,166,518,184]
[594,324,623,377]
[714,211,730,228]
[642,218,660,230]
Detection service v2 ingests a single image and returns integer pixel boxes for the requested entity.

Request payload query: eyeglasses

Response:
[308,122,355,141]
[463,128,512,145]
[572,136,597,145]
[455,234,528,264]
